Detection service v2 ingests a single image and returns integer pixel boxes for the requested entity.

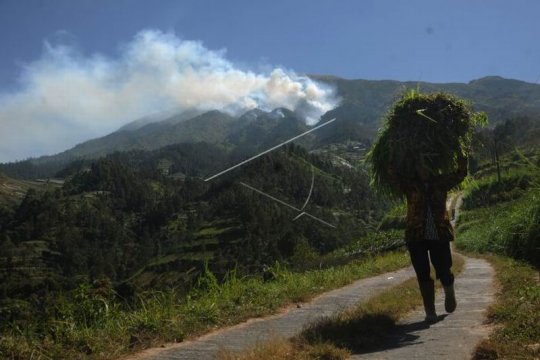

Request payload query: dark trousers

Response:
[407,240,454,286]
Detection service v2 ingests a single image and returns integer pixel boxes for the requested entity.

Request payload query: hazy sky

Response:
[0,0,539,162]
[1,0,539,86]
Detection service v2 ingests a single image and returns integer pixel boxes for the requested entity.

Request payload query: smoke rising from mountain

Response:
[0,30,338,162]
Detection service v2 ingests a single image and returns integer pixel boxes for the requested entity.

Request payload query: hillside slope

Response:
[2,76,540,180]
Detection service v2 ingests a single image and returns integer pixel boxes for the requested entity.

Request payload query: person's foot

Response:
[424,312,438,324]
[444,284,457,313]
[419,280,438,324]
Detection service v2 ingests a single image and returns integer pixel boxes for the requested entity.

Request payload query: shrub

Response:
[463,169,535,209]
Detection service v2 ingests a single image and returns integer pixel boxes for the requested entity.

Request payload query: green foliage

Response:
[0,142,393,353]
[366,90,487,197]
[456,149,540,265]
[462,167,537,209]
[376,201,406,231]
[468,116,540,194]
[0,251,409,359]
[335,229,405,258]
[473,256,539,359]
[457,189,540,265]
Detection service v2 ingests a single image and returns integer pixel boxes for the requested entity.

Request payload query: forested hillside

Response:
[0,143,387,304]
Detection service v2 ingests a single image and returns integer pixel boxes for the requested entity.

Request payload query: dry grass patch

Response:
[219,338,349,360]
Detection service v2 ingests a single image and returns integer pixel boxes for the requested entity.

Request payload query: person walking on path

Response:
[366,90,486,324]
[388,155,467,323]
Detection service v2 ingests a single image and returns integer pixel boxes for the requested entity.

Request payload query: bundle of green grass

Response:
[367,90,487,197]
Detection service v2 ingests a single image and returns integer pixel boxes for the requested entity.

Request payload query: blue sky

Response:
[1,0,539,85]
[0,0,539,162]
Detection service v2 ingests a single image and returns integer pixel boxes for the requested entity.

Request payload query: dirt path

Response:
[124,266,416,360]
[348,255,495,359]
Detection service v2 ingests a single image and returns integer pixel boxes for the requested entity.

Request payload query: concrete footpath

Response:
[125,266,416,360]
[126,255,495,360]
[349,255,495,359]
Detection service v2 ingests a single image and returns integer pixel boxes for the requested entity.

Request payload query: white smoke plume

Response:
[0,30,339,162]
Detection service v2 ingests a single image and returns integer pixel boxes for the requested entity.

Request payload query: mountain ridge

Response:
[2,76,540,179]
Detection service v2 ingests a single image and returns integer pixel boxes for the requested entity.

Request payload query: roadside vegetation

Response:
[0,250,409,359]
[457,164,539,264]
[455,148,540,359]
[472,256,539,359]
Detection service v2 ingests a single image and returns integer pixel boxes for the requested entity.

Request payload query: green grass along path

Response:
[125,255,494,360]
[124,266,416,360]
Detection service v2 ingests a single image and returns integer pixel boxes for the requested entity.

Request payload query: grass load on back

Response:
[367,90,488,197]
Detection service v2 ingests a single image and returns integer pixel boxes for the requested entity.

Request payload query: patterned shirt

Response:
[386,156,468,243]
[424,182,439,240]
[424,203,439,240]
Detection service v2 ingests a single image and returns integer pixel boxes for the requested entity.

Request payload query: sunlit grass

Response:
[457,184,539,264]
[455,152,540,358]
[0,251,410,359]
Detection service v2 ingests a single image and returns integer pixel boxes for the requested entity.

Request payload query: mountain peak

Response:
[468,76,539,86]
[468,76,506,84]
